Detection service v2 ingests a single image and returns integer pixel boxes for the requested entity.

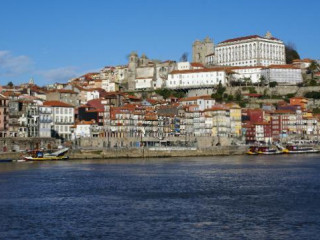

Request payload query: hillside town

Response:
[1,32,320,152]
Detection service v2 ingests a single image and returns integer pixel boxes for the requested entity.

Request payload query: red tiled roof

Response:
[43,101,74,107]
[170,68,227,74]
[191,62,205,68]
[48,89,77,94]
[263,64,300,69]
[221,35,261,43]
[220,35,280,44]
[204,106,227,112]
[179,95,213,102]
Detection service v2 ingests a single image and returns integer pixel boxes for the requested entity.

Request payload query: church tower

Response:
[192,36,214,65]
[128,51,138,91]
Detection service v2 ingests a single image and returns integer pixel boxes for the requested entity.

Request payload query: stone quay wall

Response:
[68,146,247,160]
[0,138,60,153]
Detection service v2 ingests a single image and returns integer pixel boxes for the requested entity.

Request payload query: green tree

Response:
[285,42,300,64]
[155,88,172,99]
[173,91,186,99]
[259,76,266,87]
[248,87,257,94]
[269,81,278,88]
[307,60,320,80]
[243,77,252,87]
[235,89,242,101]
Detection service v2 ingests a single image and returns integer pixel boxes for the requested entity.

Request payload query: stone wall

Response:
[186,86,320,98]
[68,146,247,160]
[0,138,60,153]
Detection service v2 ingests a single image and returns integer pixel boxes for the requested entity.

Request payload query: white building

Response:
[179,95,215,111]
[215,32,286,67]
[167,68,227,89]
[43,101,74,140]
[72,121,93,139]
[39,105,52,138]
[261,65,303,85]
[135,77,153,90]
[230,66,264,84]
[86,89,100,101]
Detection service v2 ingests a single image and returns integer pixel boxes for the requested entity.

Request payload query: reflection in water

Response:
[1,155,320,239]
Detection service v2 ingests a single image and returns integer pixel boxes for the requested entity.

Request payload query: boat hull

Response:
[283,150,319,154]
[24,156,69,161]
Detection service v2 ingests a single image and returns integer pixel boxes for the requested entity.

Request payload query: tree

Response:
[243,77,252,87]
[235,89,242,101]
[211,81,226,102]
[180,52,188,62]
[259,76,266,87]
[285,42,300,64]
[269,81,278,88]
[307,60,320,80]
[248,87,257,94]
[216,81,226,95]
[173,91,186,99]
[155,88,172,99]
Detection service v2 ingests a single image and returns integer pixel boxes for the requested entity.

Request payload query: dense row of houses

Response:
[1,81,320,147]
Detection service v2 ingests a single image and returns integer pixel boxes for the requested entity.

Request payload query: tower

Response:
[28,77,34,85]
[192,36,214,65]
[128,51,138,91]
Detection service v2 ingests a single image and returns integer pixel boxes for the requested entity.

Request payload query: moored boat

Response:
[283,145,320,154]
[247,146,259,155]
[257,146,282,155]
[23,148,69,161]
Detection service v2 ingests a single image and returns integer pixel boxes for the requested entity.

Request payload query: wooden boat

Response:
[23,148,69,161]
[257,146,282,155]
[283,145,320,154]
[247,146,259,155]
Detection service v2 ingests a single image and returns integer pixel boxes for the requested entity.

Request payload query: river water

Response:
[0,155,320,239]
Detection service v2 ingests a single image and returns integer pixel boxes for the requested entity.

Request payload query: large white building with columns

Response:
[215,32,286,67]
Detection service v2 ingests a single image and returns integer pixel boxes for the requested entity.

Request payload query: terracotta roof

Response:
[170,68,227,74]
[43,101,74,107]
[48,89,77,94]
[191,62,205,68]
[220,35,261,43]
[273,110,295,114]
[292,58,313,63]
[220,35,280,44]
[179,95,213,102]
[204,106,227,112]
[263,64,300,69]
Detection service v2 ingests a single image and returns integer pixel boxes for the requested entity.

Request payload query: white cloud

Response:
[0,50,34,77]
[37,67,79,83]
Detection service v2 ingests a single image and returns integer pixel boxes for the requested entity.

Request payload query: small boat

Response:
[247,146,259,155]
[23,148,69,161]
[283,145,320,154]
[0,159,13,163]
[257,146,282,155]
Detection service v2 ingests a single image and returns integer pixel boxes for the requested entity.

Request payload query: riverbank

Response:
[0,146,247,160]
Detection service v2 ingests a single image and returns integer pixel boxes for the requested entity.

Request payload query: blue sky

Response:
[0,0,319,86]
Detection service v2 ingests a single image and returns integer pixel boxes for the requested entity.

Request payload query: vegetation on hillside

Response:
[155,88,186,99]
[285,42,300,64]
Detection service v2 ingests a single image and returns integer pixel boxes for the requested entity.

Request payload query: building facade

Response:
[215,32,286,67]
[43,101,75,140]
[0,94,9,138]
